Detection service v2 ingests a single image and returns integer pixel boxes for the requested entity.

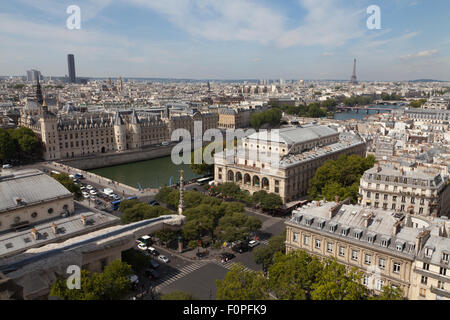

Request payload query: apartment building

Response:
[359,163,450,217]
[285,200,450,299]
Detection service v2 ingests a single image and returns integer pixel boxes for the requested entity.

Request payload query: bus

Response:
[196,176,214,185]
[111,196,138,210]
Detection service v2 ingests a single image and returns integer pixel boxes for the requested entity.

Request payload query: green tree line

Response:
[0,127,43,164]
[217,250,404,300]
[308,154,376,204]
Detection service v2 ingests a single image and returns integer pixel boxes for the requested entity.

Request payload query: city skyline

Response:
[0,0,449,81]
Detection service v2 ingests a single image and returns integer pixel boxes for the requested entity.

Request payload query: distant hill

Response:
[409,79,449,83]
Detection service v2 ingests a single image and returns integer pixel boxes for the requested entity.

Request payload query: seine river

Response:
[334,104,399,120]
[90,156,201,189]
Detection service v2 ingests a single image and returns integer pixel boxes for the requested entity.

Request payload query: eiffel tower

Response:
[350,58,358,84]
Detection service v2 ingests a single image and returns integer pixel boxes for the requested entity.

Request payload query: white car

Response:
[248,240,260,248]
[158,255,170,263]
[83,193,90,199]
[86,185,94,190]
[90,190,97,195]
[2,164,12,169]
[137,243,148,251]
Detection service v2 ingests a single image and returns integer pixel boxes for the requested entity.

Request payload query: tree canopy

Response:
[216,263,270,300]
[308,154,376,203]
[119,199,172,224]
[310,258,369,300]
[49,259,133,300]
[51,173,82,200]
[0,127,43,164]
[268,250,323,300]
[253,230,286,271]
[161,290,198,300]
[250,108,282,130]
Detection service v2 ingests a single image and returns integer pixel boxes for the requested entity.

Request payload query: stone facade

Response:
[214,125,366,203]
[359,162,450,217]
[19,106,218,161]
[285,200,450,300]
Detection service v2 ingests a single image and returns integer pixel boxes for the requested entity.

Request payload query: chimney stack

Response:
[392,220,402,236]
[439,223,448,238]
[81,215,86,225]
[415,229,431,255]
[31,227,38,240]
[51,223,58,235]
[364,212,374,228]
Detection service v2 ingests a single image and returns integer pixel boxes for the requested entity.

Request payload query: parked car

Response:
[220,253,235,263]
[158,255,170,263]
[83,193,90,199]
[2,164,12,169]
[232,242,249,253]
[144,268,160,279]
[137,243,148,251]
[148,200,160,206]
[129,274,139,288]
[248,240,260,248]
[148,259,160,269]
[86,185,94,190]
[148,247,159,256]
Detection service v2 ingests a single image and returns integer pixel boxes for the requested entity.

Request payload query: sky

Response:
[0,0,449,81]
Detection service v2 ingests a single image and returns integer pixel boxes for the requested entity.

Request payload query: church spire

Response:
[36,77,43,106]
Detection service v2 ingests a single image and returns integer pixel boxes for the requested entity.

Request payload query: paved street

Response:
[158,263,229,300]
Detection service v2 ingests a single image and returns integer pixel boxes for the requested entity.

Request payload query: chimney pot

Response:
[52,223,58,234]
[31,227,38,240]
[81,215,86,225]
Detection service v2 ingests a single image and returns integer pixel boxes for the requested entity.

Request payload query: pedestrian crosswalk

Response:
[152,261,207,291]
[212,260,253,273]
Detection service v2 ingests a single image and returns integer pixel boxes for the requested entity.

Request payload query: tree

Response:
[250,108,282,130]
[161,290,198,300]
[308,154,376,203]
[211,182,244,199]
[120,201,172,224]
[0,129,16,162]
[306,103,326,118]
[268,250,323,300]
[51,173,82,200]
[190,144,214,176]
[121,249,148,273]
[155,185,173,203]
[310,258,369,300]
[252,190,283,213]
[49,260,133,300]
[253,230,286,271]
[409,99,427,108]
[7,127,43,163]
[216,263,270,300]
[370,285,404,300]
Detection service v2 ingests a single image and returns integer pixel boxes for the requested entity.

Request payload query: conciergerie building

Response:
[19,80,218,161]
[214,124,367,204]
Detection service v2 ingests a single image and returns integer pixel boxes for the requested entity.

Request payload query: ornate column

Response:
[178,170,185,215]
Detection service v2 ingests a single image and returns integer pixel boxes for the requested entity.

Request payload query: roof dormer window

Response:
[425,247,434,258]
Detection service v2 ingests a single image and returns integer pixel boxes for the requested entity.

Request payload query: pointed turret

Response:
[130,109,139,124]
[36,78,43,106]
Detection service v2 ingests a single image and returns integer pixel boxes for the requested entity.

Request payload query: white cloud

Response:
[399,49,438,60]
[128,0,364,48]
